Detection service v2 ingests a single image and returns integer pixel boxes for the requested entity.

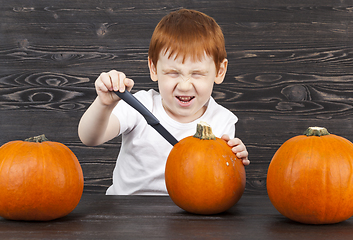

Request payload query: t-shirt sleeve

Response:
[203,97,238,138]
[111,90,155,136]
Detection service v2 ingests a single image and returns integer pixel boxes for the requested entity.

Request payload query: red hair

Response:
[148,9,227,73]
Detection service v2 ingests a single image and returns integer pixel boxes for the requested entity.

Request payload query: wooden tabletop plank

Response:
[1,194,353,239]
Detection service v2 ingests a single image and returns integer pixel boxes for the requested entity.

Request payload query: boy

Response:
[78,9,250,195]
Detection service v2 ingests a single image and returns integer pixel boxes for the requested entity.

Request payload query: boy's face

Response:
[148,51,228,123]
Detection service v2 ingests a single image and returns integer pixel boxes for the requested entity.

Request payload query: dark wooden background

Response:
[1,0,353,194]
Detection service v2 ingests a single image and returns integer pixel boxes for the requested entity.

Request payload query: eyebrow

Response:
[162,69,209,76]
[162,68,179,73]
[192,70,208,74]
[160,64,209,75]
[186,69,209,76]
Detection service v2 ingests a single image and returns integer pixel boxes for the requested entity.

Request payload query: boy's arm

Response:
[78,70,134,146]
[221,135,250,166]
[78,97,121,146]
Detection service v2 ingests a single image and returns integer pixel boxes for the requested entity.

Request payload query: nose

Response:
[177,77,193,91]
[180,74,191,82]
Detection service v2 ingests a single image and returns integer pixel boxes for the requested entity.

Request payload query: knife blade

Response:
[114,90,179,146]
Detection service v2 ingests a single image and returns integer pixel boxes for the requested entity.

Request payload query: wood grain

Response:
[2,194,353,239]
[1,0,353,194]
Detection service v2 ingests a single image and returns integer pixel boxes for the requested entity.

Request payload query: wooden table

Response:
[1,194,353,239]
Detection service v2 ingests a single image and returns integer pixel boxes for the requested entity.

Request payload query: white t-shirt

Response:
[106,89,238,195]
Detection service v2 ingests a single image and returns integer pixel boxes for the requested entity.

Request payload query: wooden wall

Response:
[1,0,353,194]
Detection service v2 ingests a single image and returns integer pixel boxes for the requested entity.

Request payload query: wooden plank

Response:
[1,194,353,239]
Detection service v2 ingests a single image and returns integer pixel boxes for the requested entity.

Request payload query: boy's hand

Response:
[95,70,134,106]
[221,135,250,166]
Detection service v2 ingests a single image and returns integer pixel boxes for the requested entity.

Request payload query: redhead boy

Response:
[78,9,250,195]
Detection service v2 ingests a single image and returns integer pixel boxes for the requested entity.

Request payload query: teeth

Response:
[178,96,194,102]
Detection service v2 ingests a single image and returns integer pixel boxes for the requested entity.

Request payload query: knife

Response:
[114,90,179,146]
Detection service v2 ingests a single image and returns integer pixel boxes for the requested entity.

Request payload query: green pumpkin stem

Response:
[303,127,330,137]
[25,134,49,143]
[193,121,216,140]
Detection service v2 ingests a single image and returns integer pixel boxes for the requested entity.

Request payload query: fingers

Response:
[221,134,230,141]
[96,70,134,93]
[236,150,248,160]
[95,70,135,106]
[124,77,134,92]
[96,72,112,92]
[242,159,250,166]
[222,134,250,166]
[108,70,125,92]
[222,135,245,152]
[97,70,125,92]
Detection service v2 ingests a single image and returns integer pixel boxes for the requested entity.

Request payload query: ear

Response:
[214,59,228,84]
[148,57,158,82]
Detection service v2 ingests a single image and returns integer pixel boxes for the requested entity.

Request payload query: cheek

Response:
[158,80,174,98]
[195,81,214,97]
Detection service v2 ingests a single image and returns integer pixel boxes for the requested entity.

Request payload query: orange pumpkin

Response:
[0,135,84,221]
[267,127,353,224]
[165,122,246,215]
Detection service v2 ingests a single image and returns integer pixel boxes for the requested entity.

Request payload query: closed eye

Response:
[164,71,180,78]
[192,72,207,79]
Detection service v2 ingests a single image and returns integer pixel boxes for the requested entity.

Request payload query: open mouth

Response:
[176,96,195,103]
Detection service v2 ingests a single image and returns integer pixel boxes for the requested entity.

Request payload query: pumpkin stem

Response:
[25,134,49,143]
[193,121,216,140]
[303,127,330,137]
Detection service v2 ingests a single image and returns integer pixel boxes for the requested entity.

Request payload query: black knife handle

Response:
[114,90,178,146]
[114,90,159,125]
